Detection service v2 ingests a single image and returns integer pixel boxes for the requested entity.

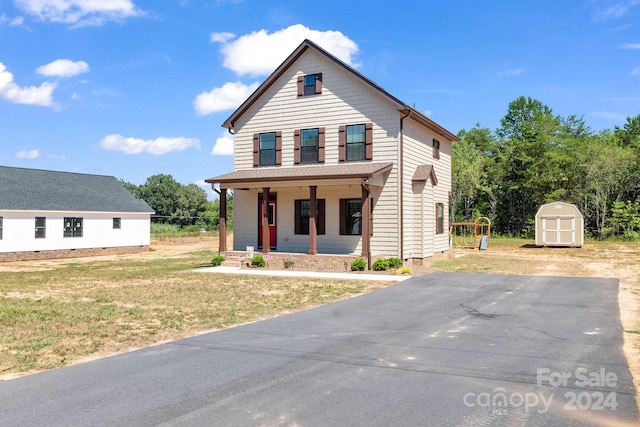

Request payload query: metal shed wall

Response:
[535,202,584,247]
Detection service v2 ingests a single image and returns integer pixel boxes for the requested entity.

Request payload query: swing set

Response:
[449,217,491,250]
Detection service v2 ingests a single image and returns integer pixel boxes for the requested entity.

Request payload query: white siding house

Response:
[0,166,154,261]
[205,39,458,268]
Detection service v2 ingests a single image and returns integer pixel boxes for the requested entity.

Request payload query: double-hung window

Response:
[433,138,441,159]
[64,217,83,238]
[298,73,322,96]
[35,217,46,239]
[295,199,325,235]
[436,203,444,234]
[346,124,366,161]
[340,199,362,235]
[301,129,319,163]
[259,132,276,166]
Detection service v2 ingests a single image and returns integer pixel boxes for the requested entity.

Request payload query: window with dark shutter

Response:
[298,73,322,96]
[295,199,325,235]
[255,132,281,166]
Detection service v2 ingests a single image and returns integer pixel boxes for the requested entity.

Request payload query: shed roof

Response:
[0,166,154,213]
[205,162,393,185]
[412,164,438,185]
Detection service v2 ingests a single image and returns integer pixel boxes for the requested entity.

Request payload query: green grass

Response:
[0,250,384,378]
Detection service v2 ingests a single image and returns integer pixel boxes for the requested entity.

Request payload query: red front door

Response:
[258,198,277,249]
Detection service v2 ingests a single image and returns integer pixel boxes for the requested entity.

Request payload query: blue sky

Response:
[1,1,639,199]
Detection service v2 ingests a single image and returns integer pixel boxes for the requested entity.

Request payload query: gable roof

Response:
[0,166,154,213]
[222,39,459,142]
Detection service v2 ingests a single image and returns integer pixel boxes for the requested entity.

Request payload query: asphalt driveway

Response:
[0,272,637,426]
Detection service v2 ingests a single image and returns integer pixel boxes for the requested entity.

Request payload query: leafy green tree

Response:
[452,125,489,222]
[172,183,207,227]
[137,174,181,223]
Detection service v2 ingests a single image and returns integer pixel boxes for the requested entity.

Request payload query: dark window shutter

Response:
[318,127,325,163]
[339,199,346,235]
[338,125,346,162]
[253,133,259,166]
[294,200,301,234]
[315,73,323,94]
[297,75,304,97]
[275,131,282,165]
[318,199,326,235]
[365,123,373,160]
[294,130,301,164]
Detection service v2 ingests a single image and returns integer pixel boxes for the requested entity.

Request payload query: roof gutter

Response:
[399,109,412,262]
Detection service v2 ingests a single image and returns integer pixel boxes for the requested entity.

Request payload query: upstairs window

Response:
[339,123,373,161]
[35,217,46,239]
[297,73,322,96]
[433,138,441,160]
[294,199,326,235]
[301,129,319,163]
[64,217,83,238]
[436,203,444,234]
[253,132,282,166]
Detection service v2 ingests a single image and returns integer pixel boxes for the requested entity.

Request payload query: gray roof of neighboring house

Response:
[0,166,154,213]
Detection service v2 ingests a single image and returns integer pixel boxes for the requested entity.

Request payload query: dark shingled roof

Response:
[0,166,154,213]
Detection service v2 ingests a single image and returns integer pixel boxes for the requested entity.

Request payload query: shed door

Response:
[542,216,575,245]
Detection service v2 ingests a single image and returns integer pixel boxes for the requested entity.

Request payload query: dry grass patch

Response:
[0,250,388,380]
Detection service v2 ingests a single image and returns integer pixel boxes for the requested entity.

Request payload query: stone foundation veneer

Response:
[0,246,150,262]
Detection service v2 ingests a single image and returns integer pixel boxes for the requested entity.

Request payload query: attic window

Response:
[298,73,322,96]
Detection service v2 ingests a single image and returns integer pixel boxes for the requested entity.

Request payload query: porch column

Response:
[262,187,270,253]
[308,185,317,255]
[219,188,227,253]
[361,182,371,270]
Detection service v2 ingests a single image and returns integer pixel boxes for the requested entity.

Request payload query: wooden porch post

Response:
[262,187,270,253]
[219,188,227,253]
[361,182,371,270]
[308,186,317,255]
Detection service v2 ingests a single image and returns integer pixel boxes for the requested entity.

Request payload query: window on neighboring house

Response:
[64,217,83,238]
[339,123,373,161]
[298,73,322,96]
[433,138,441,160]
[0,216,3,240]
[113,218,121,229]
[253,132,282,166]
[295,199,326,235]
[35,217,46,239]
[436,203,444,234]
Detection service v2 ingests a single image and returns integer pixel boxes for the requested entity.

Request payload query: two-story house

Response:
[205,39,458,269]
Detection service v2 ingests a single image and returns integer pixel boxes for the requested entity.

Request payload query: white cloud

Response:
[630,66,640,75]
[37,59,90,77]
[0,14,24,26]
[423,110,433,117]
[213,24,359,77]
[194,81,259,116]
[16,149,40,159]
[0,62,57,106]
[211,132,234,156]
[15,0,144,26]
[498,68,523,77]
[592,0,640,21]
[210,32,235,43]
[99,134,201,155]
[621,43,640,49]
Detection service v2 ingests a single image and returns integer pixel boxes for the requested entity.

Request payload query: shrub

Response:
[283,259,295,269]
[251,255,266,268]
[211,255,225,266]
[395,266,412,275]
[350,258,366,271]
[387,257,403,269]
[372,259,389,271]
[182,225,202,233]
[150,223,180,234]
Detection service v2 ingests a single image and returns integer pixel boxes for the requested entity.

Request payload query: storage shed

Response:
[535,202,584,247]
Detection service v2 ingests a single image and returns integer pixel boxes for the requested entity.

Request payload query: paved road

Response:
[1,272,637,426]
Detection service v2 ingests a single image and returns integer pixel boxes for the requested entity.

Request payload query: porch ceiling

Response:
[205,162,393,188]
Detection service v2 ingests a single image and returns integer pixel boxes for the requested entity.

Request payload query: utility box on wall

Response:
[535,202,584,247]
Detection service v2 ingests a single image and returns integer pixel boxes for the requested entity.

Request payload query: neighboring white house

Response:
[0,166,154,261]
[205,39,459,268]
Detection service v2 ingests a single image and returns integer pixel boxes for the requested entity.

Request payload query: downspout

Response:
[399,109,412,262]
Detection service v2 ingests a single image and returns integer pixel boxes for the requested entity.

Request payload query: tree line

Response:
[452,96,640,240]
[122,174,233,230]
